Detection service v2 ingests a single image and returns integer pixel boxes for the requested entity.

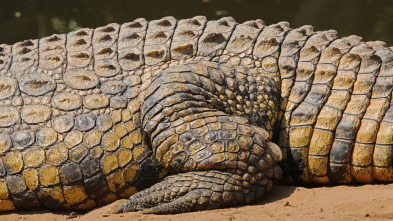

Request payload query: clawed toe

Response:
[114,170,269,214]
[114,204,125,214]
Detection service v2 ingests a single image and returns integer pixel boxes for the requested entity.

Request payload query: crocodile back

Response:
[0,16,392,212]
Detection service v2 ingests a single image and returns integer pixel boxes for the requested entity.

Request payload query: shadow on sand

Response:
[254,185,298,205]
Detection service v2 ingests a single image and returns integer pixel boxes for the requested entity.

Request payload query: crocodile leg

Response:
[116,61,282,213]
[116,114,282,214]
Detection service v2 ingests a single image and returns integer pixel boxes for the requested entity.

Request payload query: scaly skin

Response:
[0,16,391,214]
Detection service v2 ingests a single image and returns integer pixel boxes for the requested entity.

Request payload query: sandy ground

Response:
[3,183,393,221]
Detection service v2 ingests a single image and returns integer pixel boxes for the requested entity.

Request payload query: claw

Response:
[114,204,125,214]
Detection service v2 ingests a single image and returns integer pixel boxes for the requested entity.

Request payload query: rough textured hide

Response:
[0,16,392,214]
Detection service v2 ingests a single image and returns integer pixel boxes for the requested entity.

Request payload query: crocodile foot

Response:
[115,170,265,214]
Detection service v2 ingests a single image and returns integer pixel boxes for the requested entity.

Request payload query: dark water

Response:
[1,0,393,45]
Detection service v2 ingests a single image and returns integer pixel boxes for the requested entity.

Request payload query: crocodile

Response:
[0,15,392,214]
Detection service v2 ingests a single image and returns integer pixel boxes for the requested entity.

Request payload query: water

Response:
[0,0,393,45]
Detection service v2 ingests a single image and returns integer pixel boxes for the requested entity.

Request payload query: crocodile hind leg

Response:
[116,115,282,214]
[116,61,282,214]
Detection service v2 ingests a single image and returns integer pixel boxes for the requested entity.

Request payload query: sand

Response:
[2,183,393,221]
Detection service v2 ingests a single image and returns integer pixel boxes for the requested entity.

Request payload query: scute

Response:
[0,106,19,127]
[100,80,126,95]
[0,134,11,154]
[36,128,58,147]
[19,73,56,96]
[52,92,82,111]
[0,76,17,100]
[12,130,35,150]
[64,69,99,90]
[21,105,51,124]
[74,113,96,131]
[96,114,113,132]
[52,115,74,133]
[83,94,109,109]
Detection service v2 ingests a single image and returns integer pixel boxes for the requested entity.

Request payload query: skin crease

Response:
[0,15,392,214]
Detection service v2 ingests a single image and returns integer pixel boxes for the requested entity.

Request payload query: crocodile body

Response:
[0,16,392,213]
